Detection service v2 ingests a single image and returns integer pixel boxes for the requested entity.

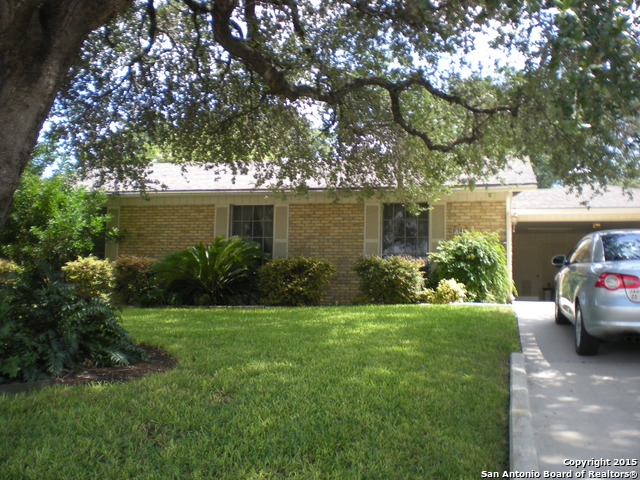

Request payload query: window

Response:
[602,232,640,261]
[568,238,592,263]
[382,203,429,256]
[231,205,274,255]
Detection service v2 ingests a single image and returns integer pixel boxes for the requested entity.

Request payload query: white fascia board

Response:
[513,207,640,222]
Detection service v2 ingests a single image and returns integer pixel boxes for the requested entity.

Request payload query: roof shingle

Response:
[512,186,640,210]
[107,158,537,194]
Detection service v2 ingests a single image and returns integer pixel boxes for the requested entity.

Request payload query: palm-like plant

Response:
[154,236,265,305]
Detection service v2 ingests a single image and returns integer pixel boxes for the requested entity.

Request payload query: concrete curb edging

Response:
[510,352,539,472]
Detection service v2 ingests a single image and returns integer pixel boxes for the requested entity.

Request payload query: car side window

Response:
[592,236,605,262]
[602,233,640,261]
[568,238,592,264]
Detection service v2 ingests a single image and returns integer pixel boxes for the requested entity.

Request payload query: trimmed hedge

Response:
[113,255,160,306]
[354,255,425,304]
[258,256,335,306]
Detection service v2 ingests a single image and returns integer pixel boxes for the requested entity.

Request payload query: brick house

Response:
[104,161,537,303]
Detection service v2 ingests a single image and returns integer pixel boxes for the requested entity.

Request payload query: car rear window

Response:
[602,233,640,261]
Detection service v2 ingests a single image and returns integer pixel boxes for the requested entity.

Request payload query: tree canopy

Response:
[1,0,640,229]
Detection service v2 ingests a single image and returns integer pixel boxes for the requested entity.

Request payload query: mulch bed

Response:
[55,344,178,386]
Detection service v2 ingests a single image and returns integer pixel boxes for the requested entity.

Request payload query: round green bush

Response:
[354,255,425,304]
[421,278,467,304]
[258,256,335,306]
[61,256,114,301]
[427,231,513,303]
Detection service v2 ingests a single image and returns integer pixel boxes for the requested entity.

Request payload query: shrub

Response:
[154,236,264,305]
[258,256,335,306]
[61,256,114,301]
[0,259,24,288]
[0,159,110,269]
[113,255,160,305]
[0,265,146,384]
[427,231,513,303]
[421,278,467,304]
[354,255,425,304]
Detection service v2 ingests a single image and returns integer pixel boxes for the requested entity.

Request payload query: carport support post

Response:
[507,195,515,298]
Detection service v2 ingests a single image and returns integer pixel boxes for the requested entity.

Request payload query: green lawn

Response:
[0,304,519,479]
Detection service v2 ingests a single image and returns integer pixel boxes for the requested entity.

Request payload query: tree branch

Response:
[209,0,318,99]
[280,0,305,38]
[178,0,518,152]
[181,0,213,14]
[333,74,515,115]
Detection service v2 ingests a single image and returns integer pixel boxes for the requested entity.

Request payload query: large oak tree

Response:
[2,0,639,230]
[0,1,130,230]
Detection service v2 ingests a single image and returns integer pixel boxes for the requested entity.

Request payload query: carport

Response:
[511,186,640,300]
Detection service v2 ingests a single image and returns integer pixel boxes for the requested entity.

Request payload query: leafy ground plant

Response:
[0,265,145,384]
[0,304,518,478]
[153,236,264,305]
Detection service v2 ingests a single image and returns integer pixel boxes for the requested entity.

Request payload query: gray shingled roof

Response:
[512,186,640,210]
[108,158,537,193]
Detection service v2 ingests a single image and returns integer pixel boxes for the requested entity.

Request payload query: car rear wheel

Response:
[575,304,600,356]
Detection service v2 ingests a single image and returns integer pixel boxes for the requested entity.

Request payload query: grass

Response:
[0,304,519,479]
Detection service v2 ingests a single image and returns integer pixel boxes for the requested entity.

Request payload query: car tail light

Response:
[595,273,640,290]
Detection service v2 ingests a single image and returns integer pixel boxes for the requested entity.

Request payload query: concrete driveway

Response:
[514,301,640,476]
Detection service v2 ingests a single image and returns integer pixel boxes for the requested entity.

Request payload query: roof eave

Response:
[107,182,538,196]
[513,207,640,221]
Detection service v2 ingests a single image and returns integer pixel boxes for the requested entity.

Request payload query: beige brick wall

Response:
[112,197,509,304]
[118,205,216,259]
[288,203,364,304]
[446,201,506,241]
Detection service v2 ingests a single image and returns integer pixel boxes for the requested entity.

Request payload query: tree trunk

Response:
[0,0,131,231]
